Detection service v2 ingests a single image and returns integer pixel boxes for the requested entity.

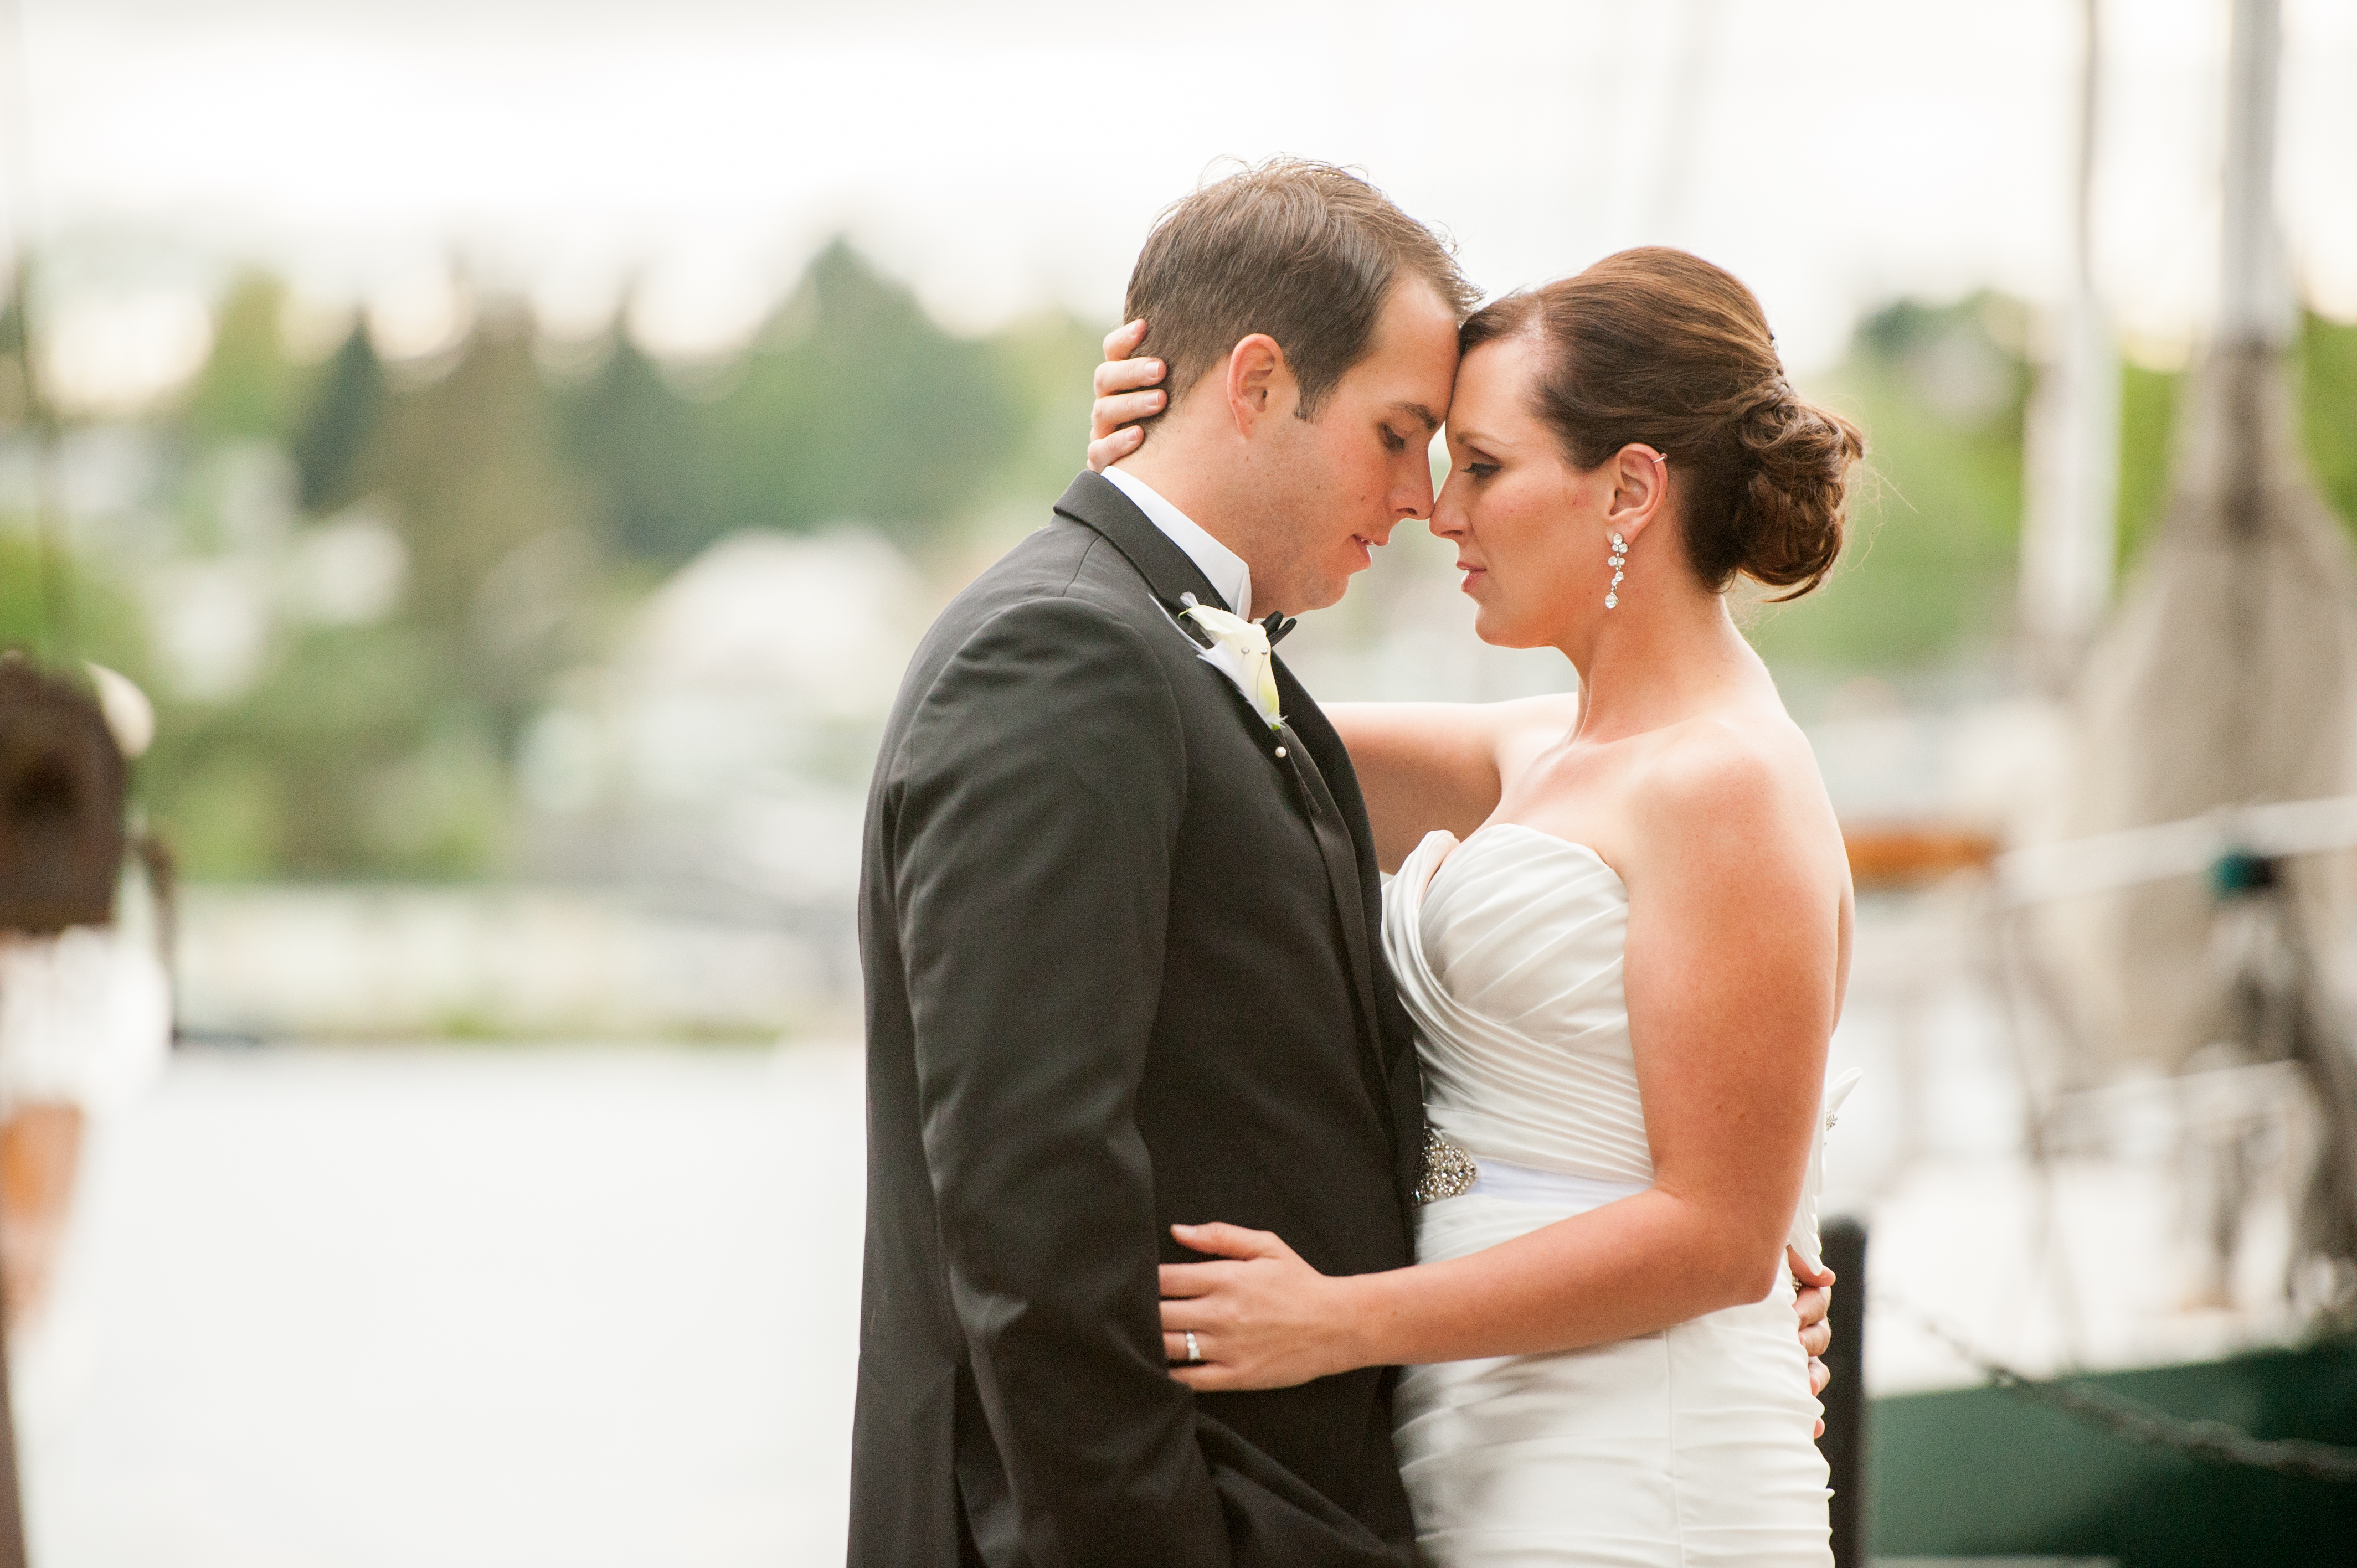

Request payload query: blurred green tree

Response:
[2113,359,2182,570]
[1747,296,2030,670]
[81,239,1122,879]
[696,238,1025,549]
[984,310,1116,508]
[2301,312,2357,530]
[555,329,720,560]
[2112,310,2354,572]
[294,323,387,514]
[143,622,489,878]
[181,271,298,446]
[0,530,146,676]
[357,311,601,768]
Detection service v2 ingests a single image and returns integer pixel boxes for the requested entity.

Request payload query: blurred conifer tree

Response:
[182,271,296,445]
[695,238,1023,549]
[556,329,716,559]
[359,311,598,752]
[295,323,387,514]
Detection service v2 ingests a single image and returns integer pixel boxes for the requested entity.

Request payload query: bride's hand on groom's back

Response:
[1087,320,1165,472]
[1790,1244,1835,1438]
[1157,1221,1366,1392]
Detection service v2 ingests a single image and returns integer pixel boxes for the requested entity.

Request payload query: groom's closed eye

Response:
[1391,400,1442,435]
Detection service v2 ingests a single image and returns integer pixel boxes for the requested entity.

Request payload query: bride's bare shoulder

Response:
[1630,708,1839,867]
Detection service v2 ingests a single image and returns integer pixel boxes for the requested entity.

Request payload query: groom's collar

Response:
[1099,466,1251,622]
[1053,469,1234,617]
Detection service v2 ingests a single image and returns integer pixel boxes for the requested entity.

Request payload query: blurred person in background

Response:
[0,660,172,1337]
[1087,245,1864,1567]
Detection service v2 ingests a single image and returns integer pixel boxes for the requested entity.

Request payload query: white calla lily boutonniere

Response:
[1182,604,1283,730]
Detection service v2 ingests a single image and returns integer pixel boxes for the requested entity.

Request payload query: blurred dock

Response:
[17,1042,862,1567]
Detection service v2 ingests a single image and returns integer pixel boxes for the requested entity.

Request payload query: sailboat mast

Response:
[2018,0,2119,691]
[2219,0,2292,353]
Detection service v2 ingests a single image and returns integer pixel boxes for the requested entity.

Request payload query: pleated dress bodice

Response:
[1387,823,1651,1189]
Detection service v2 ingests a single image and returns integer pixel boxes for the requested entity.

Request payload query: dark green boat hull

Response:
[1867,1338,2357,1566]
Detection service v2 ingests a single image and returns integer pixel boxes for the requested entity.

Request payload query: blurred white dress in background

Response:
[0,922,171,1118]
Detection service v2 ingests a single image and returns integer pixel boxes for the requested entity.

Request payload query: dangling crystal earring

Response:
[1606,533,1627,609]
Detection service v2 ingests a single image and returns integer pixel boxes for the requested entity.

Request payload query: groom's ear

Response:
[1223,333,1297,436]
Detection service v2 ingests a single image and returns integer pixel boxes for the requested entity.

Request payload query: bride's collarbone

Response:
[1490,704,1813,866]
[1485,754,1639,877]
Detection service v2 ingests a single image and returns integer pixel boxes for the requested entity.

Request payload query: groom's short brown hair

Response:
[1123,159,1477,424]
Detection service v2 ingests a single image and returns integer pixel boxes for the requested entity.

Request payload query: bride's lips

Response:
[1458,560,1487,592]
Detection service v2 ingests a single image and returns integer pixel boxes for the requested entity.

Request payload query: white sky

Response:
[10,0,2357,401]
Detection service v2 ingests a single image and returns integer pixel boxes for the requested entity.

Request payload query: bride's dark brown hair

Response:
[1459,246,1864,601]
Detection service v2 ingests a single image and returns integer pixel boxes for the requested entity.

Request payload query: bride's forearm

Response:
[1326,703,1491,871]
[1336,1190,1786,1368]
[1324,699,1567,871]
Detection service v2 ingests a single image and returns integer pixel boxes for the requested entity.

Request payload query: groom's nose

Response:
[1391,463,1435,522]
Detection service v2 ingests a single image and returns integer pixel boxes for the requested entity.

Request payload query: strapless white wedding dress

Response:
[1384,824,1834,1568]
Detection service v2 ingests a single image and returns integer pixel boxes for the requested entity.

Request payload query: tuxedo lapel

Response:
[1053,470,1229,614]
[1058,471,1396,1091]
[1278,661,1423,1195]
[1273,713,1388,1093]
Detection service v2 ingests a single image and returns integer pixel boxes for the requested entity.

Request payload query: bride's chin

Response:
[1469,608,1537,650]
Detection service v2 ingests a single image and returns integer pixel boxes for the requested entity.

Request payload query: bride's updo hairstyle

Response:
[1459,246,1864,600]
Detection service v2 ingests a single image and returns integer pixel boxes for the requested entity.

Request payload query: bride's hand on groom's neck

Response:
[1088,319,1165,472]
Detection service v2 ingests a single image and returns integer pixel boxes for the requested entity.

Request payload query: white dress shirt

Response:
[1102,465,1252,622]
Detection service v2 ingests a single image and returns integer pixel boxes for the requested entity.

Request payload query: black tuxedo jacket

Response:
[850,472,1428,1566]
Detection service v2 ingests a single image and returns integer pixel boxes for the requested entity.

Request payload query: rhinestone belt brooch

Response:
[1413,1126,1478,1205]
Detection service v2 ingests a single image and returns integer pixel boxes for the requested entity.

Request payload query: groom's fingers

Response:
[1100,318,1149,363]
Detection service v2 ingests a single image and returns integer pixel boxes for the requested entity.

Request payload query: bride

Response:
[1089,246,1864,1567]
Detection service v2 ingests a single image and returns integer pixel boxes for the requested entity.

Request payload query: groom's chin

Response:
[1298,574,1355,613]
[1307,554,1378,611]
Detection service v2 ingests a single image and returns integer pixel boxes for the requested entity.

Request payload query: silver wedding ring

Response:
[1184,1330,1201,1364]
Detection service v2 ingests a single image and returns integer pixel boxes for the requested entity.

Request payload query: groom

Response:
[851,160,1464,1566]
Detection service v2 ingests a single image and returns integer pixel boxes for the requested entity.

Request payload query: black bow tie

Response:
[1177,592,1295,646]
